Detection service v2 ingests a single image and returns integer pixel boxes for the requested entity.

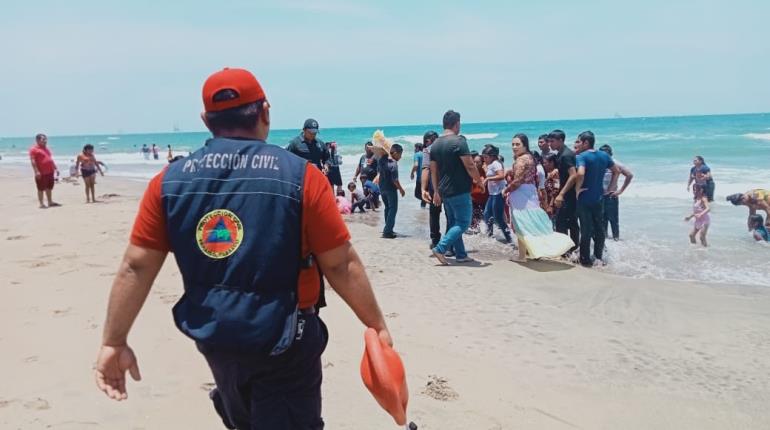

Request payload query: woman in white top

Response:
[481,145,513,243]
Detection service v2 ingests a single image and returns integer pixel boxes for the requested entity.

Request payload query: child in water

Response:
[749,214,769,242]
[76,144,105,203]
[684,184,711,247]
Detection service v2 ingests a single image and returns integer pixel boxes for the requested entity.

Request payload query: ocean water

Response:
[2,113,769,286]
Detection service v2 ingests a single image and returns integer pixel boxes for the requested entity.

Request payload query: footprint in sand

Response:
[0,398,18,408]
[23,356,39,364]
[42,243,61,247]
[23,397,50,410]
[385,312,399,319]
[28,261,51,269]
[422,375,459,401]
[159,294,180,305]
[6,235,27,241]
[200,382,216,391]
[52,308,71,317]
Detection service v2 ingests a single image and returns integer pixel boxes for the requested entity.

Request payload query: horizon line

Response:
[2,111,768,140]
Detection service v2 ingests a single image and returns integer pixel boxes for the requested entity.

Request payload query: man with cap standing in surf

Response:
[287,118,329,173]
[94,67,393,429]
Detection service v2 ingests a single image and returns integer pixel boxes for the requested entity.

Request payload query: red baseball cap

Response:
[202,68,266,112]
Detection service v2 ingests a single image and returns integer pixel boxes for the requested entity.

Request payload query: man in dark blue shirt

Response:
[374,144,405,238]
[575,131,620,267]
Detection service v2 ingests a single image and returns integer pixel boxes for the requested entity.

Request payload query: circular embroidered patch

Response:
[195,209,244,259]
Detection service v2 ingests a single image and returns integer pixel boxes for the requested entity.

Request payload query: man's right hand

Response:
[554,194,564,208]
[433,193,443,207]
[421,190,432,204]
[95,344,142,401]
[378,328,394,347]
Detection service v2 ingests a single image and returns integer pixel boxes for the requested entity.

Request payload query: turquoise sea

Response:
[2,113,769,286]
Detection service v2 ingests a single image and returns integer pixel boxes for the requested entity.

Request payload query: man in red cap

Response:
[94,67,393,429]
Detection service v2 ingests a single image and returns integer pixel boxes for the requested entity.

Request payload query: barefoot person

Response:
[429,110,483,265]
[29,133,60,208]
[686,184,711,247]
[94,68,393,429]
[726,189,770,230]
[76,144,105,203]
[503,134,573,262]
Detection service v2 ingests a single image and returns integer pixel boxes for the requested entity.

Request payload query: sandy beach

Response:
[1,168,769,429]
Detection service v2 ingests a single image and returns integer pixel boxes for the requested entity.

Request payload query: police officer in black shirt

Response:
[287,118,329,171]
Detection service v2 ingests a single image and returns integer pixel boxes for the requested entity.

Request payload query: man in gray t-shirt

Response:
[429,110,482,265]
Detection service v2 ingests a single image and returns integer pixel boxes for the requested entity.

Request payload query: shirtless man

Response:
[727,189,770,230]
[76,144,104,203]
[29,133,60,208]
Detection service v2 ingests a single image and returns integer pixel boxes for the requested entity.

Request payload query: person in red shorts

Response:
[29,133,60,208]
[93,68,393,429]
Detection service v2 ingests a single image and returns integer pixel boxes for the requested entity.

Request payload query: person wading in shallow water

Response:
[94,67,392,429]
[727,189,770,231]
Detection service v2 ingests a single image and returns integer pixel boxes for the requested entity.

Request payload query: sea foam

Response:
[743,133,770,141]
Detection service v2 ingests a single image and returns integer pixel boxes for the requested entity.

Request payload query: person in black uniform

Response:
[286,118,329,172]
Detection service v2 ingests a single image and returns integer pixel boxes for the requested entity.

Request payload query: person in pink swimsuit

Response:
[685,184,711,247]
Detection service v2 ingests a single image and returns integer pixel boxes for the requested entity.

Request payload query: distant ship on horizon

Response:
[172,122,180,132]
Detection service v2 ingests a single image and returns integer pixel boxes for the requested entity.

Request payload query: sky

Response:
[1,0,768,136]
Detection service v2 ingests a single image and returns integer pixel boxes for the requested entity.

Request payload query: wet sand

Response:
[1,169,769,429]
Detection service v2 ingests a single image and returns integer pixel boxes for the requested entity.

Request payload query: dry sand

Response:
[1,169,769,429]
